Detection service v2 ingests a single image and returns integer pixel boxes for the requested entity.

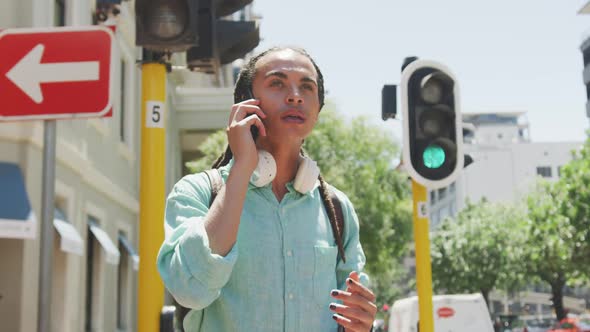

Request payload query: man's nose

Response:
[286,87,303,104]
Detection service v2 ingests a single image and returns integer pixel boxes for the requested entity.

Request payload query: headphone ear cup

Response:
[250,150,276,187]
[293,157,320,193]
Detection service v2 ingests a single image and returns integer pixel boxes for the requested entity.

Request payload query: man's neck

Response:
[257,141,302,201]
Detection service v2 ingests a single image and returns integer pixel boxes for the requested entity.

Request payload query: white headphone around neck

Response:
[250,150,320,194]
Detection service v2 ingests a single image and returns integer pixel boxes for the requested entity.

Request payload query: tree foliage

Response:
[524,180,585,321]
[187,105,413,306]
[521,135,590,321]
[556,135,590,273]
[430,199,527,305]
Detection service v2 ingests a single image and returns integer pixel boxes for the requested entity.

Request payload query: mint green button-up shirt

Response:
[157,161,368,332]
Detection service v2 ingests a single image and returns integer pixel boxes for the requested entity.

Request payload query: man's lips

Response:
[281,110,306,123]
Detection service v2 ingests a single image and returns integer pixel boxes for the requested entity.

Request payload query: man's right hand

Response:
[227,98,267,173]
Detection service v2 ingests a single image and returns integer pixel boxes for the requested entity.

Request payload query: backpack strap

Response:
[204,169,224,207]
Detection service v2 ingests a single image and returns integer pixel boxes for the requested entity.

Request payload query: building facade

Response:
[0,1,255,331]
[428,111,581,229]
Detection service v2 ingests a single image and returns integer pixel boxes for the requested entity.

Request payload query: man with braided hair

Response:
[157,47,377,332]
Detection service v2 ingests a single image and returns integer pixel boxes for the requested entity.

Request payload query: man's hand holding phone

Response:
[227,98,267,174]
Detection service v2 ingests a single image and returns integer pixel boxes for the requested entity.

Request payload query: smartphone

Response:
[245,89,259,140]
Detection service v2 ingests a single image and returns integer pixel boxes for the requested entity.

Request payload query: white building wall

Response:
[456,141,581,211]
[474,124,524,145]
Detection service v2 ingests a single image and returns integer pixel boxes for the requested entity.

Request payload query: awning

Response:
[88,219,120,265]
[0,162,36,239]
[53,207,84,256]
[118,233,139,271]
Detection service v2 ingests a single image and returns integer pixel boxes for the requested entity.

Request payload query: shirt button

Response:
[288,293,294,300]
[287,250,293,257]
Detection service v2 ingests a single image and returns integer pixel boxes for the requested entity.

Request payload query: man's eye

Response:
[302,84,314,91]
[270,80,283,87]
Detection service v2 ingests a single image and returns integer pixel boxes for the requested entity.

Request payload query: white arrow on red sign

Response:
[6,44,100,104]
[0,26,115,121]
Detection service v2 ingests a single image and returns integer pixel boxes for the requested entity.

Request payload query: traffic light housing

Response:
[382,85,397,121]
[186,0,259,73]
[135,0,200,52]
[401,59,463,189]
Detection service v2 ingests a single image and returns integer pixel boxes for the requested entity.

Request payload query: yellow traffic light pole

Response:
[138,61,167,332]
[412,180,434,332]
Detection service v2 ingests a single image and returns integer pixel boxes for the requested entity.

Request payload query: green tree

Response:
[556,135,590,274]
[187,105,413,306]
[430,199,527,305]
[524,180,585,322]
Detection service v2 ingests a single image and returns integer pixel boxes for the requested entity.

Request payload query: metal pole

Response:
[37,120,57,332]
[412,180,434,332]
[138,57,166,332]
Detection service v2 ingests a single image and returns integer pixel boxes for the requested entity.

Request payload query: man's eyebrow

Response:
[265,71,317,86]
[265,71,288,79]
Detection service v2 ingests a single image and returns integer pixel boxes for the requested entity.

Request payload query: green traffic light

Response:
[423,145,446,169]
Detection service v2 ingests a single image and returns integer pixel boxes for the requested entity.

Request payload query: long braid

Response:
[318,174,346,263]
[301,149,346,262]
[212,145,233,169]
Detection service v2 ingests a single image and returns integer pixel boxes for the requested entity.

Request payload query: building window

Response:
[52,205,69,332]
[584,50,590,67]
[536,166,552,178]
[85,216,102,332]
[117,232,130,329]
[119,60,127,143]
[55,0,65,26]
[430,210,437,226]
[430,191,436,203]
[450,202,456,216]
[440,206,450,221]
[438,187,447,200]
[85,220,95,331]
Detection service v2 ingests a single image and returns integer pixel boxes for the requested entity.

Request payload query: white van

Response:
[388,293,494,332]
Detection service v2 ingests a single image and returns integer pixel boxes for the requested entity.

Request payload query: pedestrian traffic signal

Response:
[401,59,463,189]
[186,0,259,74]
[135,0,200,52]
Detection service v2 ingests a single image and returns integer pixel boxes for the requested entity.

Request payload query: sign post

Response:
[138,53,167,332]
[38,120,56,332]
[0,25,115,332]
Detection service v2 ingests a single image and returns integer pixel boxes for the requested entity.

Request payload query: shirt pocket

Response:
[313,245,338,308]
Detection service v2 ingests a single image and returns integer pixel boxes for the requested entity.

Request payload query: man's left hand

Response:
[329,271,377,332]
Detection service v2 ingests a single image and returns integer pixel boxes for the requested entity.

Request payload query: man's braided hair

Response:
[211,46,345,262]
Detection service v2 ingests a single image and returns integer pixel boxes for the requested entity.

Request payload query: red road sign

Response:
[0,26,115,121]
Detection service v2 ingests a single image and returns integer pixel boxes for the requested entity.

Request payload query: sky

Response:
[252,0,590,144]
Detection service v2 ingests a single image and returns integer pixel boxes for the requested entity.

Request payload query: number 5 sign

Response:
[146,101,165,128]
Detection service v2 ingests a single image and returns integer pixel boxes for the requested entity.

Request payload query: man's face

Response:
[251,49,321,143]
